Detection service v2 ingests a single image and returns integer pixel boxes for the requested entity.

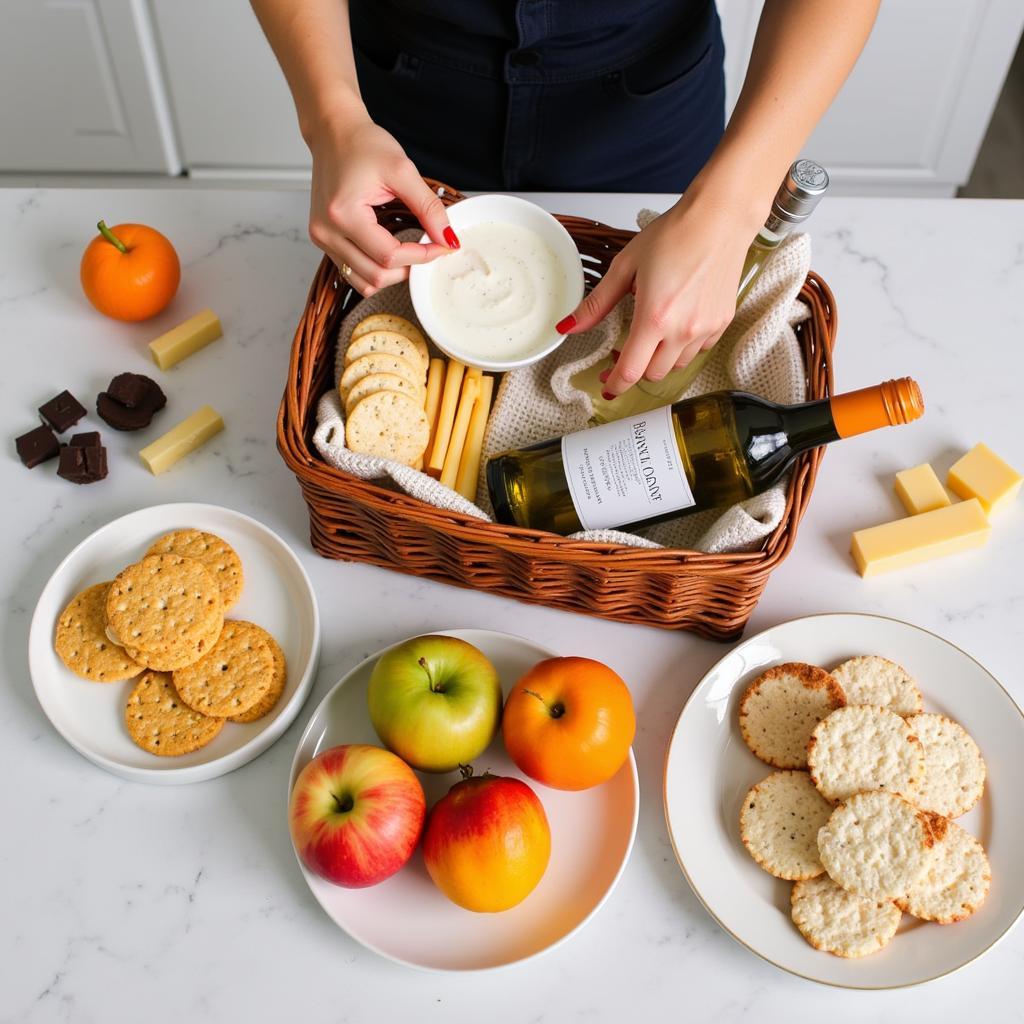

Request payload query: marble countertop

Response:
[2,187,1022,1023]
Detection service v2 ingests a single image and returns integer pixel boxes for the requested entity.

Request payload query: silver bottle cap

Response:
[771,159,829,224]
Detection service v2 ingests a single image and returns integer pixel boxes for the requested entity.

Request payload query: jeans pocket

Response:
[619,40,714,100]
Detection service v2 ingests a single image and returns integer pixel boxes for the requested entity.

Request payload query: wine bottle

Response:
[487,378,923,535]
[574,159,830,425]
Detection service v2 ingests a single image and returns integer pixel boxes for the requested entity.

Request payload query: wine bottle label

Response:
[561,405,695,530]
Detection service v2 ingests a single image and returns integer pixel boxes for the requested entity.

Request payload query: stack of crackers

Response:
[341,312,494,501]
[54,529,287,757]
[737,655,989,958]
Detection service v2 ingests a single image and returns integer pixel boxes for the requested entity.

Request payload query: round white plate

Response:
[664,612,1024,989]
[29,503,320,785]
[288,628,639,971]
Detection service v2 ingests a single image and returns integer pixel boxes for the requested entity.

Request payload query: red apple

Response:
[288,744,425,888]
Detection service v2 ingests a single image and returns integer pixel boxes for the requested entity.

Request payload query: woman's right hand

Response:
[306,110,457,295]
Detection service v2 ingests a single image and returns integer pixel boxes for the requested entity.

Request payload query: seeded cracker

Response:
[739,771,832,880]
[791,875,902,958]
[339,353,424,403]
[905,713,986,818]
[345,330,429,374]
[830,655,923,716]
[739,662,846,769]
[230,627,287,723]
[350,313,428,363]
[55,582,144,682]
[345,390,430,466]
[125,670,223,756]
[344,372,427,416]
[145,529,244,610]
[125,616,223,672]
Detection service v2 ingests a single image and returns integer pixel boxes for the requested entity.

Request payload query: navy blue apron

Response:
[350,0,725,192]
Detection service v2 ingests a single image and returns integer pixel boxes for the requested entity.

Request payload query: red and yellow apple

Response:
[423,770,551,912]
[288,744,425,888]
[367,635,502,773]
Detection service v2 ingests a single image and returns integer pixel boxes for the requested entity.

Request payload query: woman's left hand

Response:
[556,186,760,399]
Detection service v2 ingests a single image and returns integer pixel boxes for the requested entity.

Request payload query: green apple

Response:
[367,635,502,773]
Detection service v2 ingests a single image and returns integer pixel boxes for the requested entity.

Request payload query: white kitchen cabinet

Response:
[0,0,178,174]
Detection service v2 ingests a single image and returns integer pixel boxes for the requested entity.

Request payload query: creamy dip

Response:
[429,221,568,361]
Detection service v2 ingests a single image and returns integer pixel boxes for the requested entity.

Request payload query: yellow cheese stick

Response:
[423,358,445,458]
[428,360,465,475]
[139,405,224,475]
[440,377,479,489]
[455,375,494,501]
[149,309,222,370]
[466,366,483,381]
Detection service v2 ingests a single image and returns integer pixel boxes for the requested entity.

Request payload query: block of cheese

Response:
[947,443,1022,515]
[894,463,950,516]
[851,499,991,577]
[149,309,222,370]
[139,405,224,475]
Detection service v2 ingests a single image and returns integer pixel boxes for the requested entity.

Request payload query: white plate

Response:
[29,503,320,785]
[664,612,1024,989]
[288,628,639,971]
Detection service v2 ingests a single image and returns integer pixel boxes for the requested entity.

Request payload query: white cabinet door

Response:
[151,0,310,173]
[0,0,178,173]
[718,0,1024,196]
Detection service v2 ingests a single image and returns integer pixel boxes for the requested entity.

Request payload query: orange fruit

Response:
[502,656,635,790]
[422,772,550,913]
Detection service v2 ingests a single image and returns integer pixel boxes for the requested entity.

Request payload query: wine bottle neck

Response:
[781,400,841,453]
[830,378,925,438]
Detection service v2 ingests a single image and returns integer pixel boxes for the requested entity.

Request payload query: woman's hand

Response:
[306,110,458,295]
[556,185,760,399]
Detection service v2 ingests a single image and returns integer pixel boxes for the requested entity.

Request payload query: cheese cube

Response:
[149,309,222,370]
[851,499,991,577]
[894,463,950,516]
[139,405,224,475]
[947,443,1022,516]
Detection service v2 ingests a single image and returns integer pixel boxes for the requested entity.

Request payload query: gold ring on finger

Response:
[340,263,353,278]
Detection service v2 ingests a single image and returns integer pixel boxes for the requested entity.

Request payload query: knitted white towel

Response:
[313,210,812,553]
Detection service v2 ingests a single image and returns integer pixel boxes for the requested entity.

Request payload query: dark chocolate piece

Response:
[69,431,102,449]
[39,390,87,433]
[84,445,108,481]
[57,441,108,484]
[107,372,165,410]
[16,424,60,468]
[97,392,155,431]
[96,373,167,431]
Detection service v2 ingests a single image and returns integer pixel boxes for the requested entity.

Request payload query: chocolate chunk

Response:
[39,390,86,433]
[69,431,102,449]
[57,441,107,484]
[84,445,108,481]
[97,393,154,431]
[16,424,60,468]
[107,372,165,410]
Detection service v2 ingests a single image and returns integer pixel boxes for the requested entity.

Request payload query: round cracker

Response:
[339,353,423,403]
[351,313,427,355]
[739,662,846,769]
[55,582,144,682]
[739,771,833,880]
[344,371,426,417]
[145,529,243,610]
[345,330,428,373]
[896,816,990,923]
[791,875,902,958]
[345,390,430,467]
[125,617,224,672]
[125,670,224,756]
[906,713,986,818]
[830,655,922,716]
[817,791,931,900]
[173,620,273,718]
[230,627,287,723]
[807,705,924,804]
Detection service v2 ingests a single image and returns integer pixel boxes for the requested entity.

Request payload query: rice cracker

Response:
[345,329,429,374]
[55,582,144,682]
[173,620,273,718]
[125,670,224,756]
[739,662,846,769]
[807,705,924,803]
[345,390,429,466]
[344,371,426,416]
[791,875,902,958]
[906,712,986,818]
[817,791,931,900]
[739,771,832,880]
[830,655,923,716]
[146,529,244,610]
[339,353,423,403]
[230,627,287,723]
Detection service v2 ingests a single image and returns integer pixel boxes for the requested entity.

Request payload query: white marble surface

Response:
[2,187,1022,1023]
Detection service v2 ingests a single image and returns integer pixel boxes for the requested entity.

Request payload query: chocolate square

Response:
[16,424,60,468]
[39,390,86,433]
[84,446,108,481]
[69,431,102,449]
[57,445,87,482]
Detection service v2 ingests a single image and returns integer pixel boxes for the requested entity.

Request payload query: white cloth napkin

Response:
[313,211,812,552]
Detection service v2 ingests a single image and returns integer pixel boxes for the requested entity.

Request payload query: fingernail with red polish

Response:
[556,314,577,334]
[602,391,616,401]
[443,227,460,249]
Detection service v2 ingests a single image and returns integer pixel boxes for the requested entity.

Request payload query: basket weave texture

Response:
[278,181,837,640]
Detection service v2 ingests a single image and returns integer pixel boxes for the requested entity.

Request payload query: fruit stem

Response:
[332,792,354,814]
[522,688,565,719]
[97,219,128,254]
[458,764,474,780]
[420,656,444,693]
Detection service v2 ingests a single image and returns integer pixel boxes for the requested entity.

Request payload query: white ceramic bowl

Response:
[408,194,585,371]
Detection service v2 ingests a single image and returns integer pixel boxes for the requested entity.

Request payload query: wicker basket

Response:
[278,181,837,641]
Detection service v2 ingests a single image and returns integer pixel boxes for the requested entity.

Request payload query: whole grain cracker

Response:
[230,627,287,723]
[739,771,832,880]
[817,791,931,900]
[145,529,244,609]
[896,816,991,923]
[905,712,986,818]
[345,390,430,466]
[344,371,426,416]
[739,662,846,769]
[125,616,224,671]
[55,582,144,682]
[351,313,427,357]
[339,353,423,403]
[791,875,902,958]
[807,705,924,803]
[830,655,923,716]
[345,330,429,374]
[106,555,222,653]
[173,620,272,718]
[124,670,224,756]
